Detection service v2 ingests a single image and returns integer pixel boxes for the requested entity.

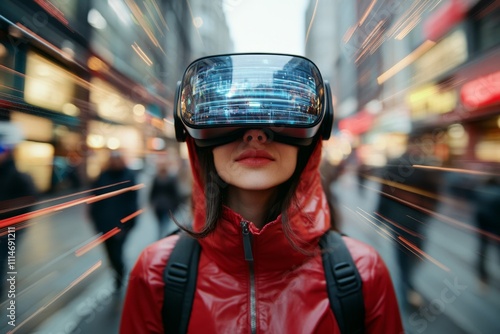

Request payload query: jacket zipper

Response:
[241,221,257,334]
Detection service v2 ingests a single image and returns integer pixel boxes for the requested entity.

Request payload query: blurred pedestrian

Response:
[149,152,183,238]
[88,150,139,290]
[376,136,441,310]
[0,122,37,301]
[473,176,500,288]
[121,54,403,333]
[320,156,346,229]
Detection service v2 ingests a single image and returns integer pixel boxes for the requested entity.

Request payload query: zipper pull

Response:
[241,221,254,262]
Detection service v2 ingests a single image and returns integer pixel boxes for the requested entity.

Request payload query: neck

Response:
[225,186,279,229]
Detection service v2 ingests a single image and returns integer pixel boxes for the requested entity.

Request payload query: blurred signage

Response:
[423,0,467,41]
[374,107,411,134]
[10,111,53,142]
[24,52,75,113]
[407,84,458,120]
[338,109,375,135]
[412,29,468,85]
[460,70,500,109]
[90,77,135,124]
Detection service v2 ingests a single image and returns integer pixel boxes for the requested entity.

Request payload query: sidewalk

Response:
[32,203,160,334]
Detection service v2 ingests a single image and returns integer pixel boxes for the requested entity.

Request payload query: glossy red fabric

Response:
[120,137,403,333]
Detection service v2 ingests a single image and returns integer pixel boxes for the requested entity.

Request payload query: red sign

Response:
[424,0,467,41]
[460,71,500,109]
[338,110,375,135]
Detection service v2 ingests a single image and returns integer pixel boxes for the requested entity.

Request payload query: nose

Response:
[243,129,268,144]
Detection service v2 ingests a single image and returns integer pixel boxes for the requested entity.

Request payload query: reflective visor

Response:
[175,53,330,144]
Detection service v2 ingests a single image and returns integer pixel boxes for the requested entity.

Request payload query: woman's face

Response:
[212,129,298,191]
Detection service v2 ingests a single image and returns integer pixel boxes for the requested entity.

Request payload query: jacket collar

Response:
[186,137,330,272]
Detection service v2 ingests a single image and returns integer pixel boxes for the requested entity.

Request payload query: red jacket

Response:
[120,138,403,333]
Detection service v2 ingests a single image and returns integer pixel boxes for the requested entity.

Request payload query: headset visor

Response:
[175,53,331,145]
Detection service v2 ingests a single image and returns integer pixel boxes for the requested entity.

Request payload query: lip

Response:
[235,150,274,166]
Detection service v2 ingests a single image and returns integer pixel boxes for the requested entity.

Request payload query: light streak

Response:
[0,181,131,215]
[0,183,144,229]
[34,0,70,28]
[359,0,377,26]
[132,42,153,66]
[121,208,144,223]
[342,25,357,44]
[399,236,450,271]
[13,22,85,71]
[377,40,436,84]
[375,212,425,238]
[370,184,500,242]
[144,1,164,36]
[347,206,449,272]
[7,261,102,334]
[86,184,144,204]
[124,0,164,52]
[305,0,319,47]
[0,196,94,229]
[75,227,121,257]
[151,0,169,31]
[413,164,500,176]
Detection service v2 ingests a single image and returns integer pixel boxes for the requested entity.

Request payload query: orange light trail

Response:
[377,40,436,84]
[0,183,144,229]
[359,0,377,26]
[0,180,131,215]
[75,227,121,257]
[0,196,94,229]
[7,261,102,334]
[305,0,319,47]
[375,213,425,238]
[34,0,69,27]
[347,207,450,272]
[399,236,450,271]
[121,209,144,224]
[86,184,144,204]
[413,164,500,176]
[370,184,500,242]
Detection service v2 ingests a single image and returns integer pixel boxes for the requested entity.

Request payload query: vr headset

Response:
[174,53,334,147]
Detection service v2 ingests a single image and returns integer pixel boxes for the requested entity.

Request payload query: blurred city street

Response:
[0,171,171,334]
[1,0,500,333]
[334,171,500,334]
[0,170,496,334]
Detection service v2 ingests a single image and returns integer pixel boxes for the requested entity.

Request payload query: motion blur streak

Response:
[398,236,450,272]
[375,213,424,238]
[75,228,121,257]
[374,184,500,242]
[414,164,500,176]
[0,196,94,229]
[0,181,130,215]
[8,261,102,334]
[120,209,144,224]
[0,183,142,228]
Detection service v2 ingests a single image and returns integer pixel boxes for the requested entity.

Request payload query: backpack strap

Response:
[320,230,365,334]
[162,230,364,334]
[162,233,201,334]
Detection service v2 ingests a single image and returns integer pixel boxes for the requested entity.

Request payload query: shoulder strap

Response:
[162,233,201,334]
[162,230,364,333]
[320,230,365,334]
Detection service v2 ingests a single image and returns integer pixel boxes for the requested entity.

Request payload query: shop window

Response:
[24,51,75,113]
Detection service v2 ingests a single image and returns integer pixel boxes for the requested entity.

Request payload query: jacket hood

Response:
[185,136,331,271]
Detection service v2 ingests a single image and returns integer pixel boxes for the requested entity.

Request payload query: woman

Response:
[120,54,403,333]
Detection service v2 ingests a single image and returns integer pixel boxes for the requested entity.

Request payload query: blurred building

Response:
[0,0,233,192]
[305,0,500,175]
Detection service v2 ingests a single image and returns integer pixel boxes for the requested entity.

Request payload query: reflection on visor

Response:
[179,54,324,128]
